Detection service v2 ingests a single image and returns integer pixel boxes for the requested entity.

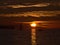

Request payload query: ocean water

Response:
[0,20,60,45]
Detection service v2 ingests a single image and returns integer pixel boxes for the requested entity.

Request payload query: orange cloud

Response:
[7,3,50,8]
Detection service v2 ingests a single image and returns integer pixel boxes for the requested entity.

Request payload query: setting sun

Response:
[30,22,37,27]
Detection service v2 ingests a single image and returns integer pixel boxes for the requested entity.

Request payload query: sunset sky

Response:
[0,0,60,17]
[0,0,60,5]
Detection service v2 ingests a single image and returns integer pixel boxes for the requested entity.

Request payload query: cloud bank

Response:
[7,3,50,8]
[0,11,60,17]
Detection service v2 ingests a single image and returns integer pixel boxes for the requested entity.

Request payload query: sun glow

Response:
[30,22,36,27]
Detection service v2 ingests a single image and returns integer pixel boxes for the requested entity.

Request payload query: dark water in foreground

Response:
[0,21,60,45]
[0,29,60,45]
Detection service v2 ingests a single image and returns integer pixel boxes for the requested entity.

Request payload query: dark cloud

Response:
[0,0,60,5]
